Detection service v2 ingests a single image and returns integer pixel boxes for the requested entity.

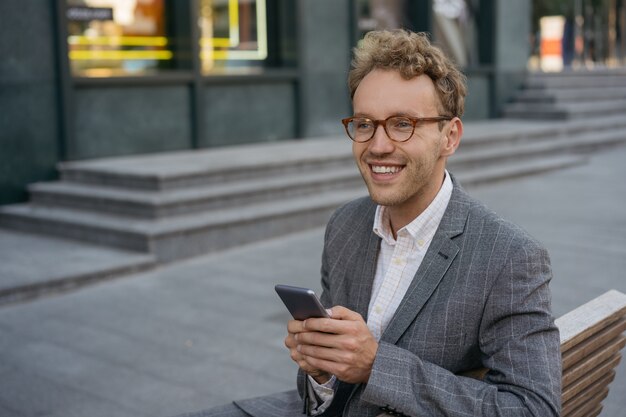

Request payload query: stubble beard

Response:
[358,142,443,209]
[359,160,432,208]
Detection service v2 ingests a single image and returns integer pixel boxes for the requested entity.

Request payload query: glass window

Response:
[356,0,410,37]
[66,0,172,77]
[199,0,268,74]
[355,0,480,68]
[432,0,479,68]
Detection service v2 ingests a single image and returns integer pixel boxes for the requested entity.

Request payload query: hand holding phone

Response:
[275,284,329,320]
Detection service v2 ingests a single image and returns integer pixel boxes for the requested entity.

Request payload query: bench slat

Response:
[557,290,626,353]
[562,371,614,416]
[563,353,622,403]
[562,318,626,370]
[562,335,626,387]
[566,397,604,417]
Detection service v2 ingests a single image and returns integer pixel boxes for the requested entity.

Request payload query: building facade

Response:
[0,0,531,204]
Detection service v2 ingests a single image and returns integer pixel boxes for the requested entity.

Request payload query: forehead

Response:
[353,69,439,116]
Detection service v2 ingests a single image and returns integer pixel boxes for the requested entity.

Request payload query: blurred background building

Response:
[1,0,624,205]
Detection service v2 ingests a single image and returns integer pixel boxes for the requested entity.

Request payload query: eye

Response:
[390,117,413,131]
[354,119,373,130]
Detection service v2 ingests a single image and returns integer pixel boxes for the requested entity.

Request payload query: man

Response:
[182,29,561,417]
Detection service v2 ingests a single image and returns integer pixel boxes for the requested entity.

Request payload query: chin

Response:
[367,188,408,207]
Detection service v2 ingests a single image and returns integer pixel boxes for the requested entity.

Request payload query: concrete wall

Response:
[297,0,352,136]
[464,73,491,120]
[201,81,297,147]
[72,86,192,159]
[0,0,60,204]
[492,0,531,115]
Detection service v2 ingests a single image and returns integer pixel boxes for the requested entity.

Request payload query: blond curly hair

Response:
[348,30,467,117]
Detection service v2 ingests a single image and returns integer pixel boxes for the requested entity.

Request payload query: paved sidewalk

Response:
[0,145,625,416]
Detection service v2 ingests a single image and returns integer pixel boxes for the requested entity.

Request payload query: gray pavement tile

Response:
[35,278,287,355]
[0,229,155,302]
[191,360,293,402]
[0,403,25,417]
[0,362,147,417]
[2,307,294,388]
[1,333,197,413]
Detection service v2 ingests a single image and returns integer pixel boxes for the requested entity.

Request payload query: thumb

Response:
[328,305,364,322]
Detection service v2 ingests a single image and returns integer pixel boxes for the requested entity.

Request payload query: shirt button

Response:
[375,306,383,314]
[417,239,425,247]
[393,257,404,265]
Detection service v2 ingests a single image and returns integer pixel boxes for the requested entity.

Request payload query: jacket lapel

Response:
[380,183,472,345]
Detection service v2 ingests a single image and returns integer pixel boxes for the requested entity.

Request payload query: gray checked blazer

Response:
[236,178,561,417]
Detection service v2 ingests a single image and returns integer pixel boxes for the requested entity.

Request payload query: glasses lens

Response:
[386,117,414,141]
[347,118,374,142]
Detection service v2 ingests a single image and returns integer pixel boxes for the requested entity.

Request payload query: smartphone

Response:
[275,284,330,320]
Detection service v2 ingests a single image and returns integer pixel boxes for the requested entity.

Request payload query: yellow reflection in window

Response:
[67,0,171,76]
[199,0,268,74]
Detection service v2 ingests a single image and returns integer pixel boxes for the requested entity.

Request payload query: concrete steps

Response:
[504,99,626,119]
[454,128,626,169]
[502,69,626,119]
[28,166,363,218]
[56,137,352,190]
[514,86,626,104]
[0,188,366,261]
[0,230,156,306]
[1,117,625,264]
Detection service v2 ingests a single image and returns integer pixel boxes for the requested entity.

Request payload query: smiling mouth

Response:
[370,164,404,174]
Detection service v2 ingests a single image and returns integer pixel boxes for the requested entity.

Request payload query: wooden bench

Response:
[558,290,626,417]
[464,289,626,416]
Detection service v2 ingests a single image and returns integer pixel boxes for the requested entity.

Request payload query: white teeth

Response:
[371,165,401,174]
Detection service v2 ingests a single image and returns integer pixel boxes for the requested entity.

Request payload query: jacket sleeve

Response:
[296,207,357,416]
[359,239,562,417]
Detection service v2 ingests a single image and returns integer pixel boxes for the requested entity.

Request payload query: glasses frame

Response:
[341,115,454,143]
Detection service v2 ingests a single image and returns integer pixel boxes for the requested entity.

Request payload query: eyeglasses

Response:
[341,115,453,143]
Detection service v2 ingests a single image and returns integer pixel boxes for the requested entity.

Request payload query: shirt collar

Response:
[373,170,453,245]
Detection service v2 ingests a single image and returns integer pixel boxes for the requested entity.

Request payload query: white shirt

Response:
[368,171,453,340]
[308,172,453,413]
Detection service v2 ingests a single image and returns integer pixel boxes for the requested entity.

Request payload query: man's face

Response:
[352,69,455,212]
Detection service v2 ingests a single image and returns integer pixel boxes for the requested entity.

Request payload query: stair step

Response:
[454,128,626,168]
[0,229,156,305]
[525,74,626,89]
[514,86,626,104]
[461,115,626,149]
[30,166,362,218]
[502,98,626,119]
[59,137,352,190]
[0,187,367,262]
[460,154,586,187]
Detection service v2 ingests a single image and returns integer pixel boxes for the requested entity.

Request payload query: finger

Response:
[298,343,352,363]
[285,333,298,349]
[292,352,326,376]
[296,330,342,348]
[301,354,344,377]
[302,316,362,335]
[287,319,307,334]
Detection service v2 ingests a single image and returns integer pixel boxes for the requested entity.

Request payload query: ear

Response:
[441,117,463,157]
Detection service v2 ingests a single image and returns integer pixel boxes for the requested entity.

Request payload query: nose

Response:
[367,123,395,155]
